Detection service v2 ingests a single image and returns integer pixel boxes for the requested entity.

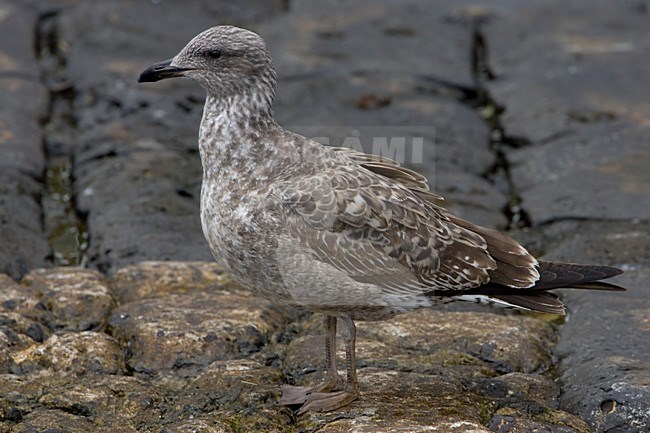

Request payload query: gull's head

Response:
[138,26,276,99]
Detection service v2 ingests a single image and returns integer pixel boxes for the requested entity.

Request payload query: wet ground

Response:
[0,0,648,432]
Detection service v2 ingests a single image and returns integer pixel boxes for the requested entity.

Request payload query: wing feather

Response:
[275,146,624,312]
[279,160,496,297]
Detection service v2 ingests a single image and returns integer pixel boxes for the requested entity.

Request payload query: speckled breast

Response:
[199,182,290,302]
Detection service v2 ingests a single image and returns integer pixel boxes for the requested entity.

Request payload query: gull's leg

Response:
[279,315,343,405]
[317,315,345,392]
[341,316,360,397]
[296,316,360,414]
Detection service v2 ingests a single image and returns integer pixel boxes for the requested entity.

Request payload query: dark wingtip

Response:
[535,261,626,290]
[572,282,627,292]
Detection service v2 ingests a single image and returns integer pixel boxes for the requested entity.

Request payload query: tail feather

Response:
[444,261,625,315]
[533,261,623,291]
[490,292,565,315]
[570,281,626,291]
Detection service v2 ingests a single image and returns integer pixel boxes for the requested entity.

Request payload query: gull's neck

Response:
[198,89,281,182]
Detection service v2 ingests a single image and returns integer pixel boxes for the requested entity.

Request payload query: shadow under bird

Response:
[138,25,625,414]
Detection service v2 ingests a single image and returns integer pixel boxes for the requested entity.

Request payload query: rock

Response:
[261,0,477,88]
[509,124,650,224]
[515,220,650,432]
[21,267,115,331]
[0,1,50,279]
[317,419,493,433]
[482,0,650,142]
[8,409,98,433]
[358,310,556,374]
[0,312,44,374]
[50,0,285,274]
[108,261,236,304]
[487,408,591,433]
[35,375,163,431]
[281,309,562,432]
[169,359,287,432]
[299,369,492,432]
[109,288,292,377]
[0,260,627,432]
[497,372,560,409]
[159,419,229,433]
[11,331,126,375]
[0,274,40,315]
[0,274,47,373]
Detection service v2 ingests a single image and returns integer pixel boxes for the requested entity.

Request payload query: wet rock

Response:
[0,373,158,432]
[482,0,650,142]
[0,274,45,372]
[35,375,163,431]
[169,359,288,432]
[497,372,560,409]
[12,331,126,375]
[0,2,50,279]
[8,409,98,433]
[262,0,477,88]
[509,124,650,224]
[0,260,627,432]
[109,289,292,377]
[522,220,650,432]
[0,312,43,374]
[108,261,237,304]
[487,407,591,433]
[0,274,40,315]
[21,267,115,331]
[317,419,493,433]
[282,309,561,431]
[358,310,556,374]
[47,0,285,274]
[299,369,490,433]
[159,419,230,433]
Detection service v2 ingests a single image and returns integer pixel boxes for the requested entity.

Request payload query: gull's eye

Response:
[206,49,223,59]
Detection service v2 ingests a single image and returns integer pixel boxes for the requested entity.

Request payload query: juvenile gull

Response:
[138,26,625,414]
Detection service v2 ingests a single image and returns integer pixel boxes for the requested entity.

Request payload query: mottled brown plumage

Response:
[138,25,625,415]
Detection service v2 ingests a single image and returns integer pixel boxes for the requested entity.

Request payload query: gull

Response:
[138,25,625,414]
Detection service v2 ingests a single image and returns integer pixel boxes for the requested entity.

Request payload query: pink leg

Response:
[280,315,360,414]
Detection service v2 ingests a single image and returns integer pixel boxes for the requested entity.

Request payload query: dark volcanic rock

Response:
[511,220,650,432]
[538,221,650,433]
[261,0,477,88]
[509,124,650,224]
[0,2,50,279]
[51,0,285,273]
[482,0,650,142]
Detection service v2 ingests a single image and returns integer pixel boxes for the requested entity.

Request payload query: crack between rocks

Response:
[469,26,532,230]
[35,8,89,268]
